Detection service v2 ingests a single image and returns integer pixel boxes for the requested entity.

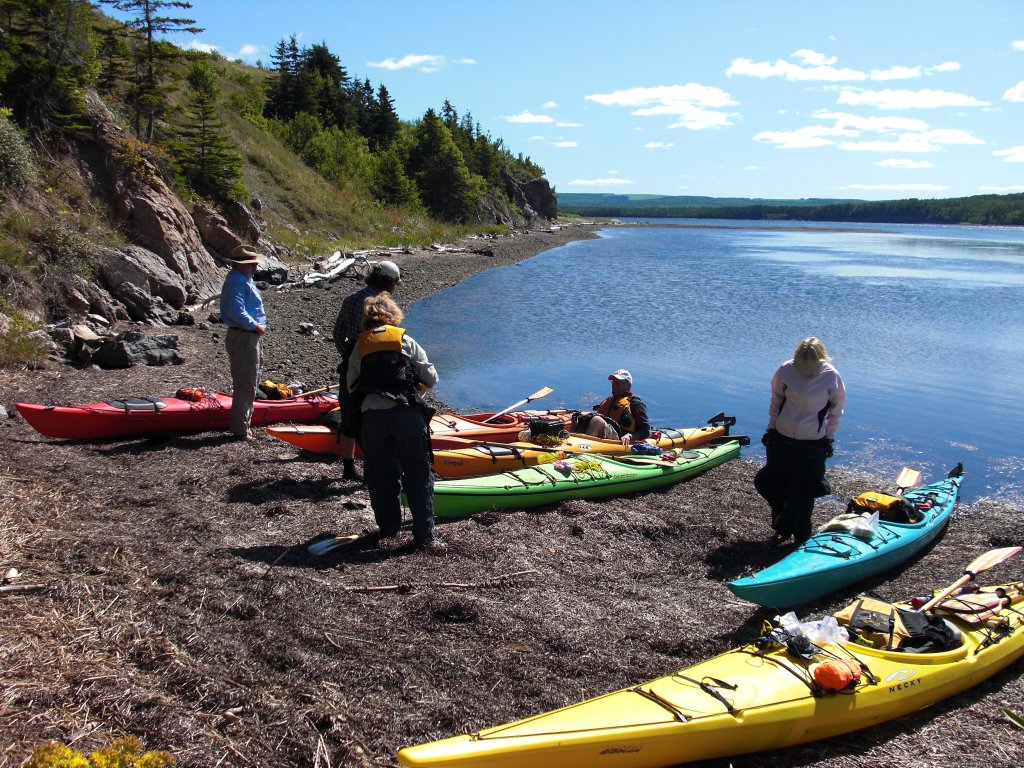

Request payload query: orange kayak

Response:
[267,409,574,456]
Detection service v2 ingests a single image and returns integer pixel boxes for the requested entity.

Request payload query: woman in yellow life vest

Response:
[346,294,442,551]
[579,369,652,447]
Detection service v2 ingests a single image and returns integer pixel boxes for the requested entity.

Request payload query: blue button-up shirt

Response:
[220,268,267,331]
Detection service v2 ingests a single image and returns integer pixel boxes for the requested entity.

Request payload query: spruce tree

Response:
[0,0,96,131]
[101,0,202,139]
[406,108,484,222]
[172,58,243,202]
[368,83,400,151]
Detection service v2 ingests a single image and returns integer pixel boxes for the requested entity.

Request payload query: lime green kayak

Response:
[425,438,745,519]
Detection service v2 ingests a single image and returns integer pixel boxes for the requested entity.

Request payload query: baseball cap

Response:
[608,369,632,384]
[375,260,401,281]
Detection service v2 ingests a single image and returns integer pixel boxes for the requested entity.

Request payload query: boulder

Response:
[80,91,223,301]
[96,245,189,308]
[192,202,241,261]
[73,276,119,323]
[91,330,183,368]
[222,200,265,243]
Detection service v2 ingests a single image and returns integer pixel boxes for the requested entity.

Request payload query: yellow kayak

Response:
[431,421,732,479]
[397,581,1024,767]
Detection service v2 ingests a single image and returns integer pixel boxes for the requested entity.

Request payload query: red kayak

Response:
[15,389,339,440]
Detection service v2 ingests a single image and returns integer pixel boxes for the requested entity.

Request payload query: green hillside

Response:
[557,193,862,210]
[0,0,557,364]
[558,192,1024,226]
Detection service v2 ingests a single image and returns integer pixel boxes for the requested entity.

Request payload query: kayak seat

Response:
[107,398,167,413]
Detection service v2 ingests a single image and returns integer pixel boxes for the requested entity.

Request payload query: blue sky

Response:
[125,0,1024,201]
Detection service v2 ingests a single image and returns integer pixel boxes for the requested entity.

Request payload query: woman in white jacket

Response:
[754,337,846,545]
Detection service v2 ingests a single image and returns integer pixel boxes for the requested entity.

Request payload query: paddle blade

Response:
[918,546,1022,613]
[964,546,1022,577]
[526,385,554,402]
[895,466,922,493]
[483,386,553,423]
[308,535,360,556]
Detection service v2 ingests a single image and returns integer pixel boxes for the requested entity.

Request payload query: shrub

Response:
[0,303,48,369]
[27,736,174,768]
[0,110,40,193]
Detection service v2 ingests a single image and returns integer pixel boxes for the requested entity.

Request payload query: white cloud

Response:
[840,128,984,153]
[549,140,578,148]
[239,44,260,60]
[542,101,558,109]
[871,65,921,81]
[556,120,583,128]
[791,49,837,66]
[838,88,990,109]
[503,111,555,124]
[1003,81,1024,102]
[644,141,675,149]
[567,178,634,186]
[744,165,762,171]
[813,110,930,133]
[876,158,936,169]
[932,61,960,73]
[454,58,476,65]
[186,40,219,54]
[727,52,866,82]
[994,146,1024,162]
[367,54,447,72]
[754,123,859,149]
[981,184,1024,192]
[586,83,736,108]
[844,183,950,191]
[1013,41,1024,51]
[585,83,737,130]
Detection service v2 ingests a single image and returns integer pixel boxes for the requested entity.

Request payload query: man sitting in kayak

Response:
[574,369,652,447]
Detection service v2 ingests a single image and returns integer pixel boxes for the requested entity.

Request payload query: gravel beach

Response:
[1,223,1022,768]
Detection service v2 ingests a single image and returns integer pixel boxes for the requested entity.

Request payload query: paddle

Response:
[308,534,362,556]
[291,384,339,399]
[934,587,1020,624]
[917,546,1023,613]
[895,466,922,494]
[482,386,554,423]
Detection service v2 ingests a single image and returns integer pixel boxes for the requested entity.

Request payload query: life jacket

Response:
[597,395,635,432]
[355,324,415,403]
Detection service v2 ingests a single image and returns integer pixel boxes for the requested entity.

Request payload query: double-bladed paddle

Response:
[291,384,340,399]
[482,386,554,423]
[917,546,1023,613]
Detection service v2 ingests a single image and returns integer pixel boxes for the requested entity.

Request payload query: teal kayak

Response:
[425,438,745,519]
[728,464,963,608]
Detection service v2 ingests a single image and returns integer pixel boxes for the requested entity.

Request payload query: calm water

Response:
[404,220,1024,503]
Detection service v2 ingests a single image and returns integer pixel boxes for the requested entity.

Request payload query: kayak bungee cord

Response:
[669,673,740,715]
[629,686,689,722]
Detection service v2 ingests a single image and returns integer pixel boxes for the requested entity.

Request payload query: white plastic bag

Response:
[774,612,849,646]
[850,511,879,541]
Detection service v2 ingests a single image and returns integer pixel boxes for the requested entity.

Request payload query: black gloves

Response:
[761,428,776,447]
[824,438,834,458]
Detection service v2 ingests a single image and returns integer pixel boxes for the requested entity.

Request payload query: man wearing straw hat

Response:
[220,244,267,439]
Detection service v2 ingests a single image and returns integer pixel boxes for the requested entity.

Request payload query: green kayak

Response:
[424,437,746,519]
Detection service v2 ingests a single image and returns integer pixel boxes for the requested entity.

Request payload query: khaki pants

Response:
[226,328,262,436]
